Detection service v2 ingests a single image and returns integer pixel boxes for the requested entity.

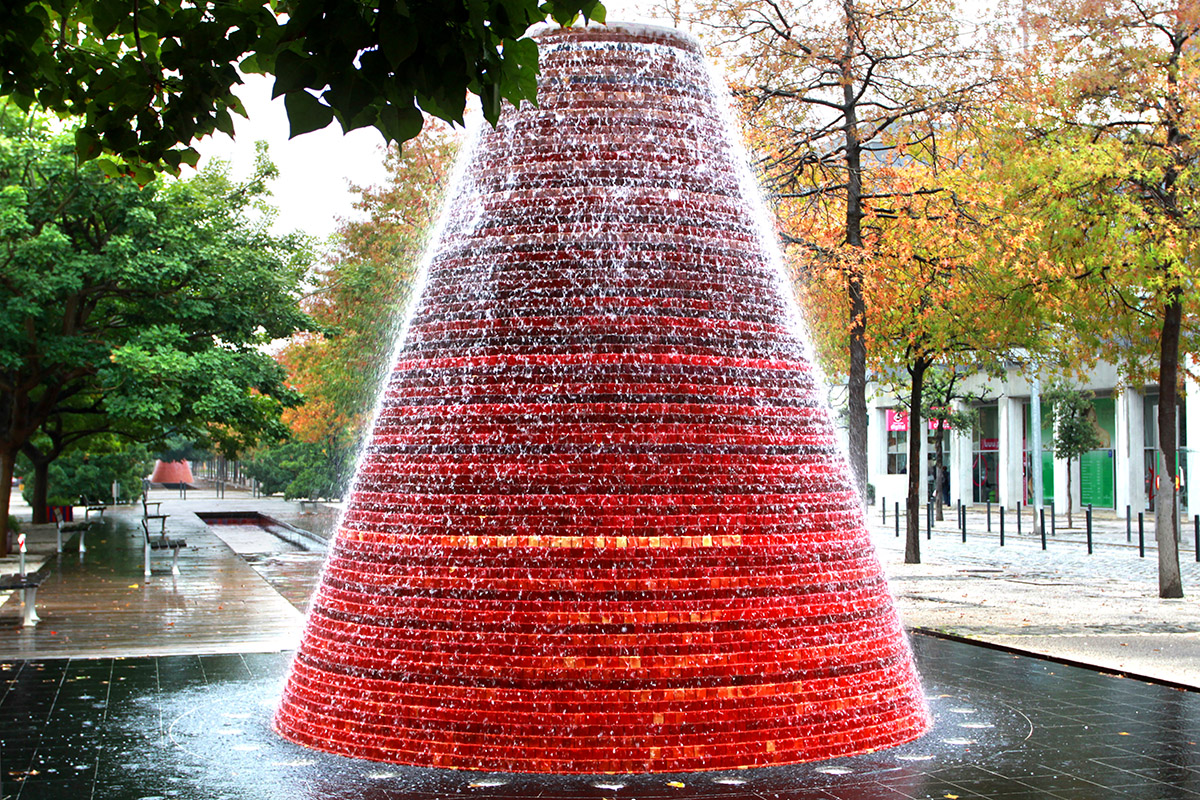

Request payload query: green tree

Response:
[19,437,151,507]
[1007,0,1200,596]
[919,367,982,523]
[1045,385,1102,530]
[0,112,314,551]
[0,0,603,180]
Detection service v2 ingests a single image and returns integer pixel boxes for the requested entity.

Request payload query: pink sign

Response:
[886,410,908,431]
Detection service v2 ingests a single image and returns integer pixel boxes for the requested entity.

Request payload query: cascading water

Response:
[274,22,929,774]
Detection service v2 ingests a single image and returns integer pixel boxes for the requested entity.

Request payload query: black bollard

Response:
[1085,506,1093,554]
[987,499,992,532]
[1126,505,1131,543]
[895,502,900,538]
[1017,501,1022,535]
[999,507,1005,546]
[1050,502,1056,536]
[1138,512,1145,558]
[926,502,932,540]
[882,498,886,524]
[1040,508,1047,550]
[1194,514,1199,563]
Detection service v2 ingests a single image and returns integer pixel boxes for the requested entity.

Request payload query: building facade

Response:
[865,362,1197,517]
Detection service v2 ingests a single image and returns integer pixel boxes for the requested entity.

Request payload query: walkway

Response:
[0,489,307,660]
[871,502,1200,687]
[4,488,1200,689]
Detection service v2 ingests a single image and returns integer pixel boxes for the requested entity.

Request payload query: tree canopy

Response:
[0,0,603,181]
[0,110,314,548]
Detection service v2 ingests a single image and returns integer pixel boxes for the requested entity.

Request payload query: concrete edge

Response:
[910,627,1200,694]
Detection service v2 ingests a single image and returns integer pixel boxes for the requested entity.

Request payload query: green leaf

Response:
[283,90,335,138]
[378,103,424,143]
[75,129,103,162]
[272,49,319,98]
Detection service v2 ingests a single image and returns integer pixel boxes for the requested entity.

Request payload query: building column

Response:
[1115,386,1145,515]
[1187,360,1200,517]
[950,400,971,506]
[998,395,1023,509]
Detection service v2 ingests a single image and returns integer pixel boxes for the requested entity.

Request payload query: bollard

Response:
[999,507,1005,546]
[987,499,992,532]
[1194,514,1199,563]
[895,502,900,538]
[882,498,886,524]
[961,503,967,542]
[1040,508,1047,550]
[1017,501,1023,535]
[1085,507,1093,554]
[1138,512,1145,558]
[1050,502,1056,536]
[926,502,932,540]
[1126,505,1131,543]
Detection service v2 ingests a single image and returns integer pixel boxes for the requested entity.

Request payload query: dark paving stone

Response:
[0,634,1198,799]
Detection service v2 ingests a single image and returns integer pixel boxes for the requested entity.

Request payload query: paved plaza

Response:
[0,487,1198,798]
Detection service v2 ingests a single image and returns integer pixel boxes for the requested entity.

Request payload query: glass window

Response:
[887,430,908,474]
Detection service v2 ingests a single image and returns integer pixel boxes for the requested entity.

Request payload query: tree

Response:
[1009,0,1200,597]
[281,129,457,445]
[793,111,1047,562]
[1044,384,1102,530]
[18,436,151,508]
[698,0,996,494]
[0,111,313,551]
[0,0,603,180]
[267,127,457,499]
[919,367,982,523]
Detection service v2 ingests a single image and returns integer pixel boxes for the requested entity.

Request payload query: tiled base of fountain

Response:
[273,23,928,772]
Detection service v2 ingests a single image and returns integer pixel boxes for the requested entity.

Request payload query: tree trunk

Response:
[30,458,49,524]
[0,448,14,557]
[22,442,57,524]
[842,0,868,498]
[905,359,928,564]
[1155,289,1183,598]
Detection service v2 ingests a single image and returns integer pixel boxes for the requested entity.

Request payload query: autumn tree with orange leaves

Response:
[795,123,1048,562]
[993,0,1200,598]
[697,0,998,496]
[258,130,457,498]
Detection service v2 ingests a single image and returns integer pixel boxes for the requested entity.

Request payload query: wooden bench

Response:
[0,573,44,627]
[141,518,186,576]
[83,496,108,521]
[53,507,92,553]
[141,492,168,535]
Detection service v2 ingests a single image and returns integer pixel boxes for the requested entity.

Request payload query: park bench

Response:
[53,506,92,554]
[2,534,44,626]
[141,518,186,577]
[83,496,109,521]
[141,490,168,535]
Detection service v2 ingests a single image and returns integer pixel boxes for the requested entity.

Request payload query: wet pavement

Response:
[868,503,1200,687]
[0,489,1199,797]
[0,634,1197,799]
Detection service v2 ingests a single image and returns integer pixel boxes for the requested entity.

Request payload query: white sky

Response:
[189,1,662,242]
[189,0,989,241]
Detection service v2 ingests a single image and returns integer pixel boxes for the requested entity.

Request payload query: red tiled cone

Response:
[149,459,193,487]
[274,23,928,773]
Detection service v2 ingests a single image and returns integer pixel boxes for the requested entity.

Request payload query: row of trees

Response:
[0,1,599,543]
[695,0,1199,597]
[246,130,458,499]
[0,108,315,552]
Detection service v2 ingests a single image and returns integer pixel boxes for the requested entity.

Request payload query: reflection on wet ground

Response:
[1,634,1197,799]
